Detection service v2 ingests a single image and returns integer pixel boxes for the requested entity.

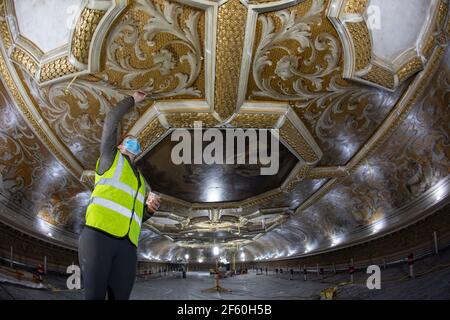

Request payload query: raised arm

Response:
[97,96,135,175]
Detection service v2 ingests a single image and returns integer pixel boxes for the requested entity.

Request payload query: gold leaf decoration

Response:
[11,47,37,76]
[397,57,423,82]
[345,21,372,71]
[71,7,106,65]
[248,0,343,102]
[344,0,369,13]
[279,120,318,163]
[103,0,205,100]
[165,112,218,128]
[39,56,79,82]
[137,118,166,151]
[214,0,247,119]
[362,64,395,90]
[230,113,281,129]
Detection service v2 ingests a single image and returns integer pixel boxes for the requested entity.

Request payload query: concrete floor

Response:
[131,272,330,300]
[1,250,450,300]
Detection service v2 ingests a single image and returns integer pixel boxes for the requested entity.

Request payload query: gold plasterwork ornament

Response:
[1,0,128,86]
[327,0,444,91]
[165,112,218,129]
[344,0,368,14]
[101,0,207,100]
[247,0,343,102]
[345,21,371,71]
[213,0,248,119]
[10,46,37,76]
[71,7,106,65]
[0,0,448,252]
[230,113,281,129]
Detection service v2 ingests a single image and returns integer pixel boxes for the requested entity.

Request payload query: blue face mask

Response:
[123,138,142,155]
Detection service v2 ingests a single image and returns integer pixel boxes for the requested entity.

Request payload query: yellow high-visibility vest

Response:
[85,150,146,247]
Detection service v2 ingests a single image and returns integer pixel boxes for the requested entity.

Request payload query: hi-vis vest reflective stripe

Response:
[85,150,146,247]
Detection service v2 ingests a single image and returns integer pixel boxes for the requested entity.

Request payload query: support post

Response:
[407,253,414,279]
[232,252,236,273]
[433,231,439,254]
[44,256,47,274]
[350,258,354,283]
[10,245,13,268]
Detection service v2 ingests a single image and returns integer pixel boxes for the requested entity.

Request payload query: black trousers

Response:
[78,226,137,300]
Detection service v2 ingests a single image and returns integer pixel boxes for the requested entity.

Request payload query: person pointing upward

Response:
[78,91,161,300]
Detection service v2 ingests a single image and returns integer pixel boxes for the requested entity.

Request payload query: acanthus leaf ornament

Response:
[250,0,341,101]
[104,0,203,99]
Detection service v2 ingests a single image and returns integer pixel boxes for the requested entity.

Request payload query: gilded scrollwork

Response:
[0,0,449,260]
[287,48,449,254]
[23,71,131,168]
[0,85,89,234]
[102,0,205,99]
[292,75,404,165]
[366,59,449,208]
[249,0,342,101]
[301,52,449,237]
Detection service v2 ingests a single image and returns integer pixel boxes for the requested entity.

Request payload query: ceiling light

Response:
[213,246,219,256]
[372,220,385,234]
[305,243,316,253]
[435,184,446,202]
[330,234,343,247]
[206,187,221,202]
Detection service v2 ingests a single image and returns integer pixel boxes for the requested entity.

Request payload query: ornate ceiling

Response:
[0,0,449,262]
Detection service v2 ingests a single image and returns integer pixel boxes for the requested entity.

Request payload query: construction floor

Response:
[1,250,450,300]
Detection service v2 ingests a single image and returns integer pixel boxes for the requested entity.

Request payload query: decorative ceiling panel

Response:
[246,0,343,101]
[4,0,129,86]
[327,0,441,91]
[99,0,208,100]
[13,0,81,53]
[0,80,89,245]
[0,0,448,263]
[294,80,406,166]
[137,129,299,203]
[250,47,450,260]
[21,70,129,168]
